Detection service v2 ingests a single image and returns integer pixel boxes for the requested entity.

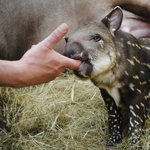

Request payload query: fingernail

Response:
[58,23,68,33]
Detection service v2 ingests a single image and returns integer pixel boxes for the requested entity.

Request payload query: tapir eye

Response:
[93,34,101,42]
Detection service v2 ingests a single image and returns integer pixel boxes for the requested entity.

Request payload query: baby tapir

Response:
[63,6,150,147]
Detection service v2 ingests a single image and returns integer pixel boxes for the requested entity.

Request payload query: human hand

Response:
[16,23,81,87]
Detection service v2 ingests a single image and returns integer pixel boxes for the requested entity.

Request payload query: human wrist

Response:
[0,60,25,88]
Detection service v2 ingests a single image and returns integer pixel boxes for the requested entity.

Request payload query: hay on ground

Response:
[0,74,149,150]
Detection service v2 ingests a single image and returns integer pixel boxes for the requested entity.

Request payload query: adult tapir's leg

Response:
[100,88,123,147]
[125,93,149,145]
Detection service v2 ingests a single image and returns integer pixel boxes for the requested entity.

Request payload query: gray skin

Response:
[63,7,150,147]
[1,0,150,60]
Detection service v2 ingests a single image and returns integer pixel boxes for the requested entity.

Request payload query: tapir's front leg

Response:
[100,89,123,147]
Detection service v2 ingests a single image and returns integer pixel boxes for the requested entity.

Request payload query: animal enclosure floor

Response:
[0,74,149,150]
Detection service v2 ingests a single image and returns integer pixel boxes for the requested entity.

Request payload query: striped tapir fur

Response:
[63,6,150,147]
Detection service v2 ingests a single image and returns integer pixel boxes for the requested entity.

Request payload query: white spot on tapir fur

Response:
[99,40,104,48]
[141,45,150,50]
[110,114,116,117]
[135,44,141,49]
[140,103,145,107]
[127,41,131,45]
[127,59,135,65]
[130,119,134,127]
[141,62,150,68]
[129,105,134,110]
[129,83,134,91]
[125,71,129,76]
[119,42,124,48]
[114,110,117,114]
[146,93,150,99]
[137,116,143,123]
[133,56,140,63]
[133,75,139,80]
[136,89,141,93]
[136,105,140,109]
[130,110,137,117]
[140,81,147,85]
[134,120,139,124]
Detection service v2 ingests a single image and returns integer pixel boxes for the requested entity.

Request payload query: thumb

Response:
[40,23,68,49]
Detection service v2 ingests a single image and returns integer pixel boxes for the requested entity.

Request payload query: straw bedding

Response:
[0,73,149,150]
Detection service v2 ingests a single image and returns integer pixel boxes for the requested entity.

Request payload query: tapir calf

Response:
[63,6,150,147]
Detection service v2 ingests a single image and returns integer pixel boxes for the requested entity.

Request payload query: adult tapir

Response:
[63,6,150,147]
[0,0,150,61]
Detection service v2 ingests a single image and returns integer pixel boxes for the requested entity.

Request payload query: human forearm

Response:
[0,49,81,88]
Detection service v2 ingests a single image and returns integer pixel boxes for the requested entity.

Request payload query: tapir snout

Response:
[63,42,84,60]
[63,40,93,78]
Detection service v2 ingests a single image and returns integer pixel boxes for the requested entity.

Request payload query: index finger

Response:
[40,23,68,49]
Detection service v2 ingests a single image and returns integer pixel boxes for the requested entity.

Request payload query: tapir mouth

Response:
[70,51,89,61]
[68,52,93,78]
[63,42,93,78]
[73,60,93,78]
[70,53,82,60]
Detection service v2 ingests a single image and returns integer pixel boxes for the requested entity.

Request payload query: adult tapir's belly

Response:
[0,0,150,60]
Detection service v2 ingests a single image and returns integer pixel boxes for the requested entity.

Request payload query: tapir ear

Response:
[101,6,123,33]
[63,37,69,43]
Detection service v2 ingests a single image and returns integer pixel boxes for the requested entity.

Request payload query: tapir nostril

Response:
[63,37,68,43]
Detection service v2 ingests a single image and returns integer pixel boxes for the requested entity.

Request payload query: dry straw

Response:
[0,73,149,150]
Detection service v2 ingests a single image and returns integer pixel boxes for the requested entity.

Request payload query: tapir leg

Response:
[100,89,123,147]
[125,94,148,145]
